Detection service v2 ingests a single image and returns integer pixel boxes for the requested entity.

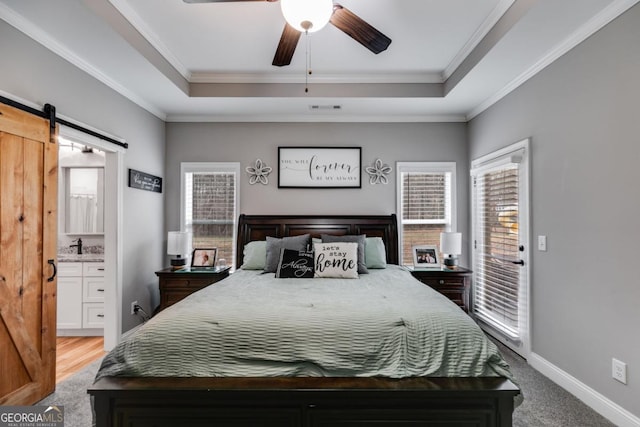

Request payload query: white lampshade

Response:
[440,232,462,256]
[167,231,191,257]
[281,0,333,33]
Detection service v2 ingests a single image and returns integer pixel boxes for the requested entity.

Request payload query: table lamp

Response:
[440,232,462,268]
[167,231,192,270]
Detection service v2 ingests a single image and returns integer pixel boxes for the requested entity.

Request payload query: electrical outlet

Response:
[612,358,627,384]
[131,301,138,315]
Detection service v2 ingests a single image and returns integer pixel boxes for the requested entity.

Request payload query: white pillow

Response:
[240,241,266,269]
[314,242,359,279]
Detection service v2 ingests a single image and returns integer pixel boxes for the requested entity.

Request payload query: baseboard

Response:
[529,352,640,427]
[57,329,104,337]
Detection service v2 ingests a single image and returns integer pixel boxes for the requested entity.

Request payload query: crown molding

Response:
[443,0,515,80]
[0,2,167,120]
[467,0,640,120]
[108,0,192,80]
[189,71,444,84]
[110,0,443,86]
[165,113,467,123]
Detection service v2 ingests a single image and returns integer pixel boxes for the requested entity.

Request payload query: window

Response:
[181,163,240,269]
[471,139,529,357]
[396,162,456,266]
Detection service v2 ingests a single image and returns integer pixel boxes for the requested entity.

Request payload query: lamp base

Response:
[170,257,186,270]
[443,257,458,268]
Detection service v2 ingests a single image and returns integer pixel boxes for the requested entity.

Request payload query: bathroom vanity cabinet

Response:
[57,261,105,335]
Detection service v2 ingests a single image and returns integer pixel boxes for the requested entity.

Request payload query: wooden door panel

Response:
[0,132,25,303]
[0,104,49,143]
[23,138,45,355]
[0,318,31,398]
[0,103,57,405]
[42,134,58,397]
[0,283,43,404]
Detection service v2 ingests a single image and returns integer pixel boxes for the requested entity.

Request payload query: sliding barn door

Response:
[0,103,58,405]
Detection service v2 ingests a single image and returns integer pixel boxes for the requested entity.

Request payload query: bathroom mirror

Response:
[63,167,104,234]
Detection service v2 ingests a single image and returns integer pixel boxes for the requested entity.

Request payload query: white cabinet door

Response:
[56,277,82,329]
[83,303,105,328]
[58,262,83,276]
[83,262,105,276]
[83,277,106,303]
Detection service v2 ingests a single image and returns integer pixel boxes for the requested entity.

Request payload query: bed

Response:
[89,214,520,426]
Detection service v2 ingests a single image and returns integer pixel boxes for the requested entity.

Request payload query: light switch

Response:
[538,235,547,251]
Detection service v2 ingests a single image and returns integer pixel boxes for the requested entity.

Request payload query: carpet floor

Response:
[496,341,615,427]
[38,359,101,427]
[38,345,616,427]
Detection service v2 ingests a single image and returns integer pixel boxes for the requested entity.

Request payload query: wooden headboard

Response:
[236,214,398,267]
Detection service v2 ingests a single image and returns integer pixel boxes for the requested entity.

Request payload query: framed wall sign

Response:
[278,147,361,188]
[128,169,162,193]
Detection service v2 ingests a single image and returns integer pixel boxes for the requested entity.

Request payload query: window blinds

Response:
[185,171,237,265]
[472,163,522,339]
[402,173,450,224]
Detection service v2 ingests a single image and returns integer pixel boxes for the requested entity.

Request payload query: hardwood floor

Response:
[56,336,106,384]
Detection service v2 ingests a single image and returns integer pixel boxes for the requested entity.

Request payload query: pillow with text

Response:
[314,241,359,279]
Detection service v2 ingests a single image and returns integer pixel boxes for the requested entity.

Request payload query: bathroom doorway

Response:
[58,125,124,351]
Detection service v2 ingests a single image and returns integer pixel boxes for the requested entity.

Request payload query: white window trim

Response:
[470,138,530,358]
[180,162,241,267]
[396,162,457,265]
[59,124,125,351]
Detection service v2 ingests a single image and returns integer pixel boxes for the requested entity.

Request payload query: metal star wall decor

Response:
[246,159,272,185]
[365,158,392,185]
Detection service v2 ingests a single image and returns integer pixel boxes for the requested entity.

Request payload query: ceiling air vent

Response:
[309,105,342,111]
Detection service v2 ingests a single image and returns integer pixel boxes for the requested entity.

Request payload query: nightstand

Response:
[155,266,231,312]
[409,266,472,313]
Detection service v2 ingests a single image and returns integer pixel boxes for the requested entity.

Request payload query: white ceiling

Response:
[1,0,637,122]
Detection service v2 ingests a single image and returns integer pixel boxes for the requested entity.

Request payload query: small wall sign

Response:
[278,146,361,188]
[128,168,162,193]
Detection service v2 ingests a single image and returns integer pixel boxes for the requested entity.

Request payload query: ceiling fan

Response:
[183,0,392,67]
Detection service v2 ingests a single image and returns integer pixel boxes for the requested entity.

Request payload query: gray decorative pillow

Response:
[264,234,311,273]
[320,234,369,274]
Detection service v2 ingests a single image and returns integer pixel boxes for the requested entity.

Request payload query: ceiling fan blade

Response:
[272,23,301,67]
[330,4,391,54]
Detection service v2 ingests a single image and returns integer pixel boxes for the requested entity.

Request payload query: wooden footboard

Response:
[89,376,519,426]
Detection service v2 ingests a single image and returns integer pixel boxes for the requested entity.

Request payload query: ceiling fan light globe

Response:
[281,0,333,33]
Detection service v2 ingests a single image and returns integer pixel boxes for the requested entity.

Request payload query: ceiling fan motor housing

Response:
[280,0,333,33]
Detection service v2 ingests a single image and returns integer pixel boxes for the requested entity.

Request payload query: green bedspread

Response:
[97,266,515,382]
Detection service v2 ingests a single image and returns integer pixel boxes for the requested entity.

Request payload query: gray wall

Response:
[0,21,166,333]
[165,122,470,265]
[468,4,640,417]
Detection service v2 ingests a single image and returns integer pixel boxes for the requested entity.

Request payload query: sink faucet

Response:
[70,238,83,255]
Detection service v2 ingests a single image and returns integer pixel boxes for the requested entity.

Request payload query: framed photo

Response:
[278,146,361,188]
[412,245,440,268]
[191,248,217,268]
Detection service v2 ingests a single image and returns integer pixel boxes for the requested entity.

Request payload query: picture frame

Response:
[191,248,217,268]
[412,245,440,268]
[278,146,361,188]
